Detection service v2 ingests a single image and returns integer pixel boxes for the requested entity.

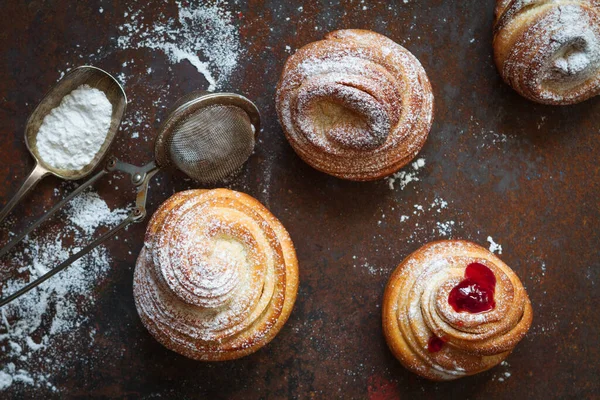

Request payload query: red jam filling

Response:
[427,335,447,353]
[448,262,496,313]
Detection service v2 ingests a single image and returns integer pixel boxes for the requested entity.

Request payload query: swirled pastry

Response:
[382,240,533,381]
[276,29,434,181]
[133,189,299,361]
[493,0,600,104]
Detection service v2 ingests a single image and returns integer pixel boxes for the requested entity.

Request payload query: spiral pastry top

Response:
[382,240,533,381]
[276,29,434,181]
[133,189,299,361]
[493,0,600,104]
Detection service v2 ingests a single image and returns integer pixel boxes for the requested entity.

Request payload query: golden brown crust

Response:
[276,29,434,181]
[382,240,533,381]
[133,189,299,361]
[493,0,600,104]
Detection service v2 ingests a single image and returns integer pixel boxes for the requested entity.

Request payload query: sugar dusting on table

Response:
[354,196,460,276]
[386,158,426,190]
[116,0,242,91]
[57,1,242,145]
[492,360,512,383]
[0,190,129,392]
[487,236,503,254]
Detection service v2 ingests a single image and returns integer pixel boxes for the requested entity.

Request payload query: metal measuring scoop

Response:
[0,91,260,307]
[0,66,127,224]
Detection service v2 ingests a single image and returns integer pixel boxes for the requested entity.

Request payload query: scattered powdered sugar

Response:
[360,197,461,276]
[436,220,455,236]
[68,191,129,235]
[540,261,546,277]
[487,236,503,254]
[492,361,512,383]
[353,260,390,276]
[116,1,242,91]
[0,190,129,392]
[36,85,112,171]
[390,196,463,244]
[386,158,426,190]
[473,118,511,149]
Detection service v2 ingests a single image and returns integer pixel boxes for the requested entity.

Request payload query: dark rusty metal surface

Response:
[0,0,599,398]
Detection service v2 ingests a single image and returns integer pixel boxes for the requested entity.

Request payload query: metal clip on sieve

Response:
[0,91,260,307]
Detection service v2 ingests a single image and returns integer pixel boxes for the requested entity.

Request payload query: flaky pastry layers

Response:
[133,189,299,361]
[494,0,600,104]
[382,240,533,381]
[276,29,434,181]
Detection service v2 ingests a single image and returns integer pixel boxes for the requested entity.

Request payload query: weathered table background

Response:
[0,0,598,398]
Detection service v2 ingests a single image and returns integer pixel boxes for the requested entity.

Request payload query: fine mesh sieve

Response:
[0,91,261,307]
[167,105,254,183]
[154,92,260,183]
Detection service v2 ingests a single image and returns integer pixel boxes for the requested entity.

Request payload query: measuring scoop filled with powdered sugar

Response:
[0,66,126,224]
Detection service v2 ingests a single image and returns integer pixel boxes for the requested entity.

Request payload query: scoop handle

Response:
[0,162,48,225]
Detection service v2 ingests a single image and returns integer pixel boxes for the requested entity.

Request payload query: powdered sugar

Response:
[0,190,129,392]
[554,51,592,76]
[116,1,242,91]
[395,196,462,243]
[436,220,455,236]
[386,158,425,190]
[36,85,112,171]
[493,361,512,383]
[68,191,129,235]
[487,236,503,254]
[354,260,390,276]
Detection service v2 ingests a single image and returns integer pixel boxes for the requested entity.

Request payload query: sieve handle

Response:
[0,168,108,259]
[0,159,160,307]
[0,162,49,225]
[0,213,136,307]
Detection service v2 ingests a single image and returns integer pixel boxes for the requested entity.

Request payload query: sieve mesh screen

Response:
[166,104,255,183]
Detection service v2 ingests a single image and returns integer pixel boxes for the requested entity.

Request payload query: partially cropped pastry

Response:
[133,189,299,361]
[382,240,533,381]
[276,29,434,181]
[493,0,600,104]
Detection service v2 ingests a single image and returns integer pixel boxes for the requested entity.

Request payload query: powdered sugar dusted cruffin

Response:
[133,189,298,361]
[494,0,600,104]
[382,240,533,381]
[276,29,434,181]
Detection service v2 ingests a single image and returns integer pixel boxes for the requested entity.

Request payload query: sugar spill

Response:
[57,1,243,144]
[0,190,129,392]
[353,195,463,276]
[385,158,426,190]
[116,0,242,91]
[487,236,503,254]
